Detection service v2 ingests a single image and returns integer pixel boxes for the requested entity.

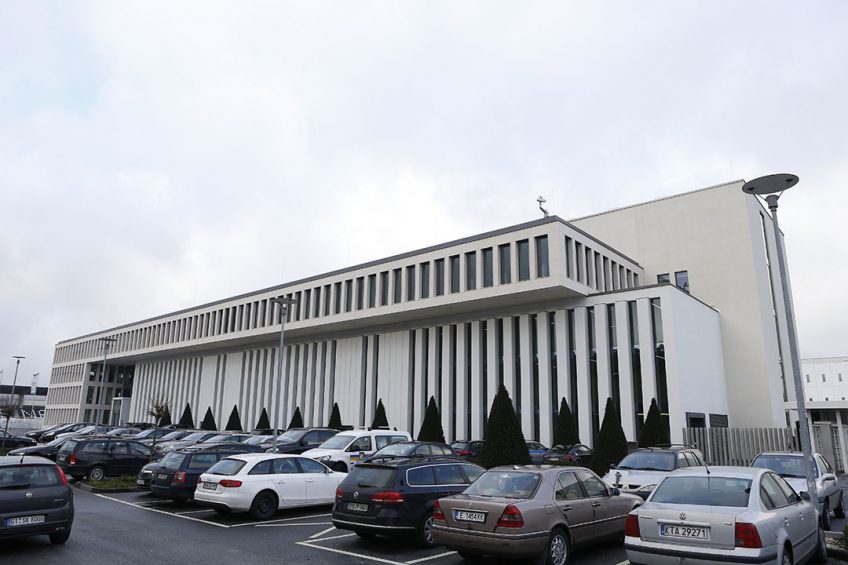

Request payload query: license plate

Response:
[454,510,487,523]
[346,502,369,513]
[660,525,709,539]
[157,473,168,480]
[136,479,146,485]
[6,515,46,527]
[203,482,217,490]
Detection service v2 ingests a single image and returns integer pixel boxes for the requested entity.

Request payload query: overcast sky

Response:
[1,1,846,386]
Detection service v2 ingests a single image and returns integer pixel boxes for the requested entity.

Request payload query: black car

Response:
[8,437,71,461]
[136,461,162,490]
[132,427,178,445]
[333,457,485,547]
[0,431,36,449]
[40,423,94,443]
[542,443,594,467]
[25,424,64,443]
[0,455,73,544]
[267,427,338,454]
[450,440,484,458]
[57,438,152,481]
[150,444,264,501]
[363,441,455,462]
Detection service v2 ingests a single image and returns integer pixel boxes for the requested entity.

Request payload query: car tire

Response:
[355,531,375,540]
[821,500,831,530]
[249,491,278,520]
[416,511,436,548]
[49,530,71,545]
[836,493,846,519]
[812,525,828,563]
[88,465,106,482]
[457,551,482,561]
[535,527,569,565]
[781,544,793,565]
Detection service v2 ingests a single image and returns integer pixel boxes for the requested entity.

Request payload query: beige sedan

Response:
[432,465,642,564]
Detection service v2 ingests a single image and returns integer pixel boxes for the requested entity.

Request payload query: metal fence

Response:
[683,427,800,466]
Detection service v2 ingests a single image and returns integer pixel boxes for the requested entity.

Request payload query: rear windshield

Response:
[0,465,62,488]
[206,458,247,476]
[751,455,809,479]
[374,443,415,457]
[464,471,541,499]
[277,430,307,443]
[59,440,78,453]
[617,451,676,471]
[651,476,752,507]
[343,466,396,489]
[451,442,470,449]
[319,434,355,450]
[160,452,187,470]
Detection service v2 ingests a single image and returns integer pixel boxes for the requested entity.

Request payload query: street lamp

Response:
[2,355,26,449]
[95,337,117,434]
[741,173,816,502]
[271,296,298,453]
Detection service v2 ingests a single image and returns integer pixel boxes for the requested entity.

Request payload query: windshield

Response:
[207,459,246,476]
[203,434,232,443]
[751,455,811,478]
[46,437,68,447]
[179,432,209,442]
[373,443,415,457]
[343,466,396,489]
[616,451,676,471]
[160,452,187,470]
[277,430,307,443]
[464,471,541,499]
[318,434,355,450]
[652,476,752,507]
[75,426,96,434]
[244,436,273,445]
[159,431,187,441]
[134,429,158,439]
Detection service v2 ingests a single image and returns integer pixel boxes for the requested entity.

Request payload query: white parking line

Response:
[175,509,218,515]
[295,541,405,565]
[228,512,332,528]
[404,552,456,564]
[255,522,333,527]
[309,526,338,539]
[310,533,356,542]
[91,493,230,528]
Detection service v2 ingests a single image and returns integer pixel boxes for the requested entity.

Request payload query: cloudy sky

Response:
[1,1,846,385]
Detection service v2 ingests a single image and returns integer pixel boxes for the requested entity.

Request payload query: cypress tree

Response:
[225,405,243,431]
[417,397,446,443]
[638,398,670,448]
[554,397,580,447]
[159,406,172,427]
[178,404,194,428]
[328,403,343,430]
[255,408,271,431]
[371,399,389,429]
[200,407,217,431]
[288,407,304,430]
[592,398,629,475]
[479,385,531,469]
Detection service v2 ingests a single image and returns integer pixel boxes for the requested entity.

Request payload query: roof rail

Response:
[652,443,696,449]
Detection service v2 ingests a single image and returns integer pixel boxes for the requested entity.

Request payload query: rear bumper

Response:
[332,516,416,533]
[624,539,777,564]
[194,489,252,512]
[0,506,74,540]
[430,524,548,557]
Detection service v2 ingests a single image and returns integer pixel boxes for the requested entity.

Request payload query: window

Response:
[461,464,484,482]
[393,269,402,303]
[323,285,331,316]
[334,282,342,314]
[272,458,298,474]
[368,274,377,308]
[380,271,389,306]
[498,244,511,284]
[822,374,826,383]
[355,277,364,310]
[806,374,810,383]
[407,466,436,486]
[406,265,416,301]
[564,237,574,279]
[840,373,844,382]
[187,454,218,469]
[249,460,273,475]
[576,469,607,497]
[420,262,430,299]
[297,458,328,474]
[449,255,460,293]
[435,259,445,296]
[343,280,352,312]
[465,252,476,290]
[434,464,466,485]
[348,437,372,452]
[674,270,689,292]
[760,473,790,509]
[575,242,584,283]
[517,239,530,281]
[482,247,494,287]
[657,273,670,285]
[535,235,549,277]
[556,472,583,501]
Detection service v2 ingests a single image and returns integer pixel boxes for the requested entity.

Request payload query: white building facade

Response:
[44,180,797,448]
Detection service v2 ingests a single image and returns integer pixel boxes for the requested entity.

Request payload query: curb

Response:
[74,483,138,494]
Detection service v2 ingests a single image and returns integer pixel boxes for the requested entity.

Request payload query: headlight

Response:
[637,484,656,494]
[316,455,332,463]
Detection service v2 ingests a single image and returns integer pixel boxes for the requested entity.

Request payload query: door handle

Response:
[592,502,601,508]
[561,505,572,511]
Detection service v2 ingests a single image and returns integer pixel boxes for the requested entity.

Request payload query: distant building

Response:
[43,180,798,447]
[0,384,48,420]
[800,357,848,472]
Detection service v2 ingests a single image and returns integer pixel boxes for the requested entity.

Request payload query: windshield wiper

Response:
[617,465,633,470]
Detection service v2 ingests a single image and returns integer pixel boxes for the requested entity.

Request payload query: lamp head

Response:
[742,174,798,195]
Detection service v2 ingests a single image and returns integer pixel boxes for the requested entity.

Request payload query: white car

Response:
[194,453,346,520]
[603,446,707,500]
[302,429,411,472]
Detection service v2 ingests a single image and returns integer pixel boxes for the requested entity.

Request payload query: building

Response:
[43,180,798,447]
[0,384,48,420]
[800,357,848,472]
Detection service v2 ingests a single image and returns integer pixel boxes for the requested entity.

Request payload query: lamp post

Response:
[2,356,26,449]
[95,337,117,434]
[742,173,816,503]
[271,296,298,453]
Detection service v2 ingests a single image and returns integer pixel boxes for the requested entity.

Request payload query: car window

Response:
[0,465,62,487]
[438,445,453,455]
[575,445,592,455]
[272,458,299,474]
[760,473,790,509]
[374,435,397,450]
[434,464,466,485]
[683,452,699,467]
[407,466,436,486]
[320,431,337,442]
[207,458,246,476]
[303,432,320,444]
[390,435,408,445]
[81,441,109,454]
[693,451,706,465]
[556,472,584,501]
[110,442,130,455]
[415,445,433,456]
[652,476,752,507]
[772,473,800,503]
[676,453,688,468]
[464,471,541,499]
[349,437,372,452]
[461,464,484,482]
[188,454,218,469]
[576,469,608,497]
[128,443,149,456]
[249,460,273,475]
[818,455,833,475]
[297,458,328,474]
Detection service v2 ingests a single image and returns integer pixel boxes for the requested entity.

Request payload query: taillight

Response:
[56,465,69,486]
[173,471,186,483]
[336,488,343,499]
[496,505,524,528]
[624,514,640,537]
[197,476,203,484]
[433,500,445,522]
[218,480,242,488]
[457,450,470,456]
[372,491,404,504]
[68,454,77,465]
[735,522,762,548]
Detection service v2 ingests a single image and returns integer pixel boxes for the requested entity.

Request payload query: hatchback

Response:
[57,438,152,481]
[362,441,455,462]
[151,447,256,502]
[0,456,74,544]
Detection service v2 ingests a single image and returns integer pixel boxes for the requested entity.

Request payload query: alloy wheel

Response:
[550,532,567,565]
[423,516,434,545]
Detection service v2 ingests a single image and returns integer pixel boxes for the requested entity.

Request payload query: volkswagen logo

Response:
[353,491,359,500]
[26,492,33,498]
[679,512,687,521]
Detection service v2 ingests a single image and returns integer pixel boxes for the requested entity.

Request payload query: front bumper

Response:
[624,539,777,564]
[431,523,548,558]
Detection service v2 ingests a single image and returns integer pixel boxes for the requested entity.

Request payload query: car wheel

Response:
[49,530,71,545]
[536,527,569,565]
[249,491,278,520]
[416,511,436,548]
[820,500,831,530]
[457,551,482,561]
[781,544,793,565]
[812,525,828,563]
[836,493,846,519]
[87,466,106,482]
[355,531,375,540]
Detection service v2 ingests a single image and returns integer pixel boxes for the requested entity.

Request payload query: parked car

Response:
[303,429,411,472]
[526,441,549,464]
[543,443,594,467]
[624,466,828,565]
[450,440,484,458]
[57,438,153,481]
[151,445,262,502]
[362,441,455,463]
[0,455,74,545]
[251,428,285,435]
[55,425,118,441]
[0,430,36,449]
[152,431,220,455]
[333,456,484,546]
[267,428,339,454]
[201,433,252,444]
[8,437,71,461]
[195,453,346,519]
[137,461,162,490]
[432,465,642,562]
[132,427,178,445]
[102,427,143,437]
[25,424,64,443]
[602,445,706,500]
[40,423,94,443]
[751,451,845,530]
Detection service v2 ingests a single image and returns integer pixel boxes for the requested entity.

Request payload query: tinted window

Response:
[464,471,540,499]
[414,445,433,456]
[345,466,396,488]
[130,443,150,456]
[272,458,298,474]
[651,477,751,507]
[249,460,273,475]
[434,465,466,485]
[462,464,484,482]
[760,473,790,509]
[81,441,109,454]
[576,470,608,497]
[206,459,246,476]
[297,458,328,474]
[407,466,436,486]
[110,442,130,455]
[556,472,583,501]
[187,454,218,470]
[349,437,372,452]
[160,453,187,469]
[0,465,62,487]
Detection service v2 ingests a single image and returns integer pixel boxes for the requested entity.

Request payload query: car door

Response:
[771,472,817,557]
[555,471,596,545]
[347,436,373,465]
[575,469,623,539]
[270,457,306,506]
[296,457,337,503]
[108,441,132,475]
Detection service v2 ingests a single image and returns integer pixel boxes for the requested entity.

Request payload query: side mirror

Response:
[799,491,811,502]
[822,473,836,482]
[610,487,621,496]
[609,464,617,470]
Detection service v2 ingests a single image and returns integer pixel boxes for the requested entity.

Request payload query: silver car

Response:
[625,467,827,565]
[752,451,844,531]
